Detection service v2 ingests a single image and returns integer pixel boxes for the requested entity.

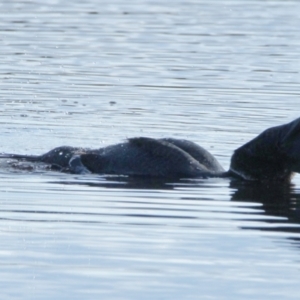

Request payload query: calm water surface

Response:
[1,0,300,299]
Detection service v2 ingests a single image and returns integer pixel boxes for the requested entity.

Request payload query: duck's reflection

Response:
[57,175,176,190]
[229,180,300,236]
[54,175,300,239]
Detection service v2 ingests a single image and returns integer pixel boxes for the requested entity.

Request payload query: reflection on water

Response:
[1,173,300,299]
[55,175,300,238]
[231,180,300,236]
[1,0,300,299]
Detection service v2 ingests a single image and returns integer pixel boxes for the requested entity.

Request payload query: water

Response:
[1,0,300,299]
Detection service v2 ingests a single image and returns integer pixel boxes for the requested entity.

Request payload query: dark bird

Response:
[1,118,300,182]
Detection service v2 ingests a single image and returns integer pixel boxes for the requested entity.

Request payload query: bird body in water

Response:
[1,118,300,183]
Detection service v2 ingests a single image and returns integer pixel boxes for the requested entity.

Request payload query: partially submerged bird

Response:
[1,117,300,182]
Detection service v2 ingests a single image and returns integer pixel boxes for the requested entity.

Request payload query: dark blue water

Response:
[1,0,300,299]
